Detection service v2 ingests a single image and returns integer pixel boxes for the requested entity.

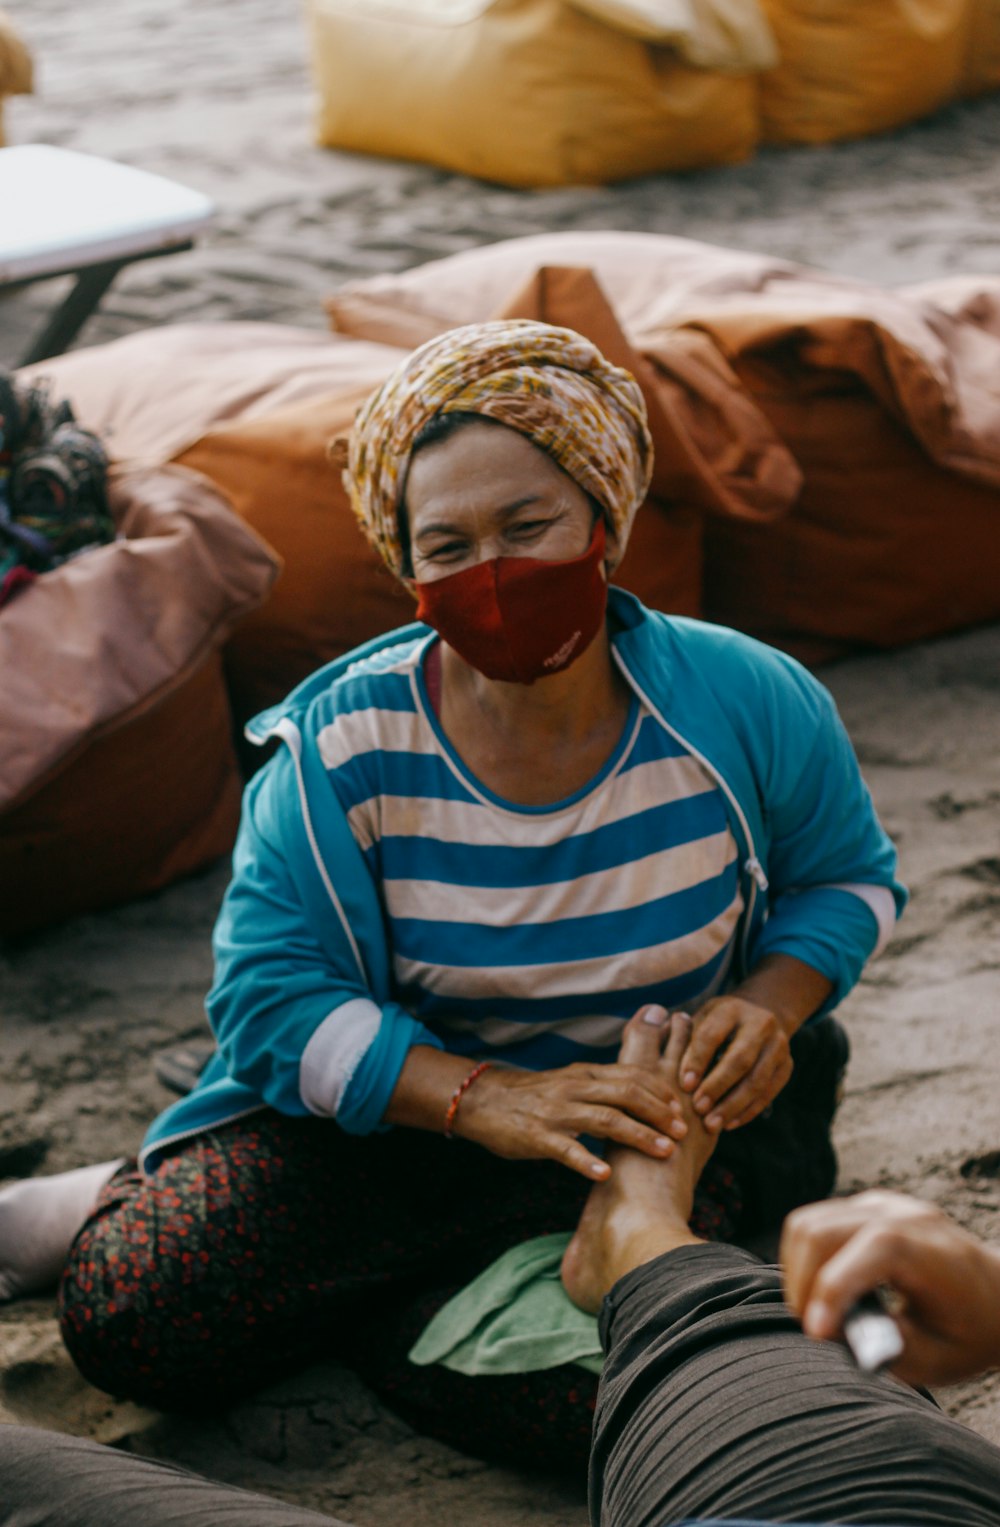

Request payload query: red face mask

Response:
[414,519,608,686]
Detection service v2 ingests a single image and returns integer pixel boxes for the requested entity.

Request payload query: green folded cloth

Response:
[408,1231,603,1377]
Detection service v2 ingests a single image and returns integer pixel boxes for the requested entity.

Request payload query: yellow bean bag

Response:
[759,0,970,145]
[0,9,33,145]
[305,0,772,187]
[307,0,1000,181]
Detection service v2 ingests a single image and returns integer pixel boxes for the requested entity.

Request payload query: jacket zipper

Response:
[613,652,768,977]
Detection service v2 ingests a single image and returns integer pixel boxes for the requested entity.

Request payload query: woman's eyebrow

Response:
[414,495,546,541]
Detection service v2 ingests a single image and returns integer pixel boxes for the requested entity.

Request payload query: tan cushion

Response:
[332,230,1000,660]
[326,230,1000,494]
[305,0,760,187]
[20,322,408,464]
[325,230,813,350]
[645,271,1000,658]
[759,0,969,145]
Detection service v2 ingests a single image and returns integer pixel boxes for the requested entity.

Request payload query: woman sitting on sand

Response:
[0,320,903,1470]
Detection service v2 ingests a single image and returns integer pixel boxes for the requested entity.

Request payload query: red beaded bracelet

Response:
[443,1060,493,1139]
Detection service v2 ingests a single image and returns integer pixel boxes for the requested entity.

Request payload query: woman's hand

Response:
[780,1190,1000,1386]
[678,955,835,1132]
[455,1014,688,1180]
[677,995,794,1132]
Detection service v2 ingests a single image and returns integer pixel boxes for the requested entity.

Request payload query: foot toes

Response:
[620,1005,669,1066]
[662,1012,692,1080]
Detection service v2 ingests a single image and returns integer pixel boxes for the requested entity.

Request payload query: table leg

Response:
[17,260,128,366]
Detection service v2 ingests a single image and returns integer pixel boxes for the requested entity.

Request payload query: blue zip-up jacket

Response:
[141,591,906,1172]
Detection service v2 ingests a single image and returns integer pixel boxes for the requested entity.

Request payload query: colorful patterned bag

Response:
[0,375,114,607]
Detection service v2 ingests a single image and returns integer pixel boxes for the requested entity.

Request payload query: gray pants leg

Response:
[591,1243,1000,1527]
[0,1425,350,1527]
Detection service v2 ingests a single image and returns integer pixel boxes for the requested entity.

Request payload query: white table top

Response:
[0,144,215,283]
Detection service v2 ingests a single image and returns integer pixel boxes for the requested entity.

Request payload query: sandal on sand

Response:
[153,1039,215,1097]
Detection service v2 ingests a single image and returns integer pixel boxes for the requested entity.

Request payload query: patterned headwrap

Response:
[343,319,653,578]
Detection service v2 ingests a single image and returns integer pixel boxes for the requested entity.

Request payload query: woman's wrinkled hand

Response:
[677,996,794,1132]
[454,1008,688,1180]
[781,1190,1000,1387]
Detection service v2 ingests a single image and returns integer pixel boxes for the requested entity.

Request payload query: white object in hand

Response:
[843,1294,904,1374]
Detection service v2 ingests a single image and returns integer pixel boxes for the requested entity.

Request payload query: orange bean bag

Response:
[176,392,417,722]
[703,353,1000,663]
[962,0,1000,95]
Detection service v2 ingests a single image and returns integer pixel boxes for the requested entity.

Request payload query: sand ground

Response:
[2,4,1000,1523]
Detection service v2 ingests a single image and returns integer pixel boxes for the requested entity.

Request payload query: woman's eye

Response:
[424,540,468,561]
[510,519,552,538]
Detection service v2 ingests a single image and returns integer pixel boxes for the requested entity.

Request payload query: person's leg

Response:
[52,1097,741,1434]
[61,1111,581,1409]
[593,1243,1000,1527]
[0,1425,346,1527]
[345,1145,743,1478]
[331,1160,742,1474]
[326,1076,740,1474]
[563,1013,1000,1527]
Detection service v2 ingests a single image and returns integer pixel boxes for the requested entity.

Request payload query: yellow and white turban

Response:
[343,320,654,578]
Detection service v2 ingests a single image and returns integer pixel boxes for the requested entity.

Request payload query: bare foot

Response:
[561,1008,718,1314]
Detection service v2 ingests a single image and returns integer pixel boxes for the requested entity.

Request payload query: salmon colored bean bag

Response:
[0,466,277,934]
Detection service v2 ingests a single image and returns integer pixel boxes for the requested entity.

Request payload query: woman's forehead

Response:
[406,421,587,534]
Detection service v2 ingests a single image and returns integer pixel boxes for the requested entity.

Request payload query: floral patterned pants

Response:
[58,1112,742,1472]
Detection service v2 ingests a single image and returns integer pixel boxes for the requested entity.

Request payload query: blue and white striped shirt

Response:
[317,636,743,1071]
